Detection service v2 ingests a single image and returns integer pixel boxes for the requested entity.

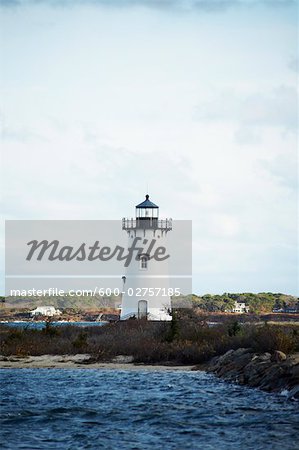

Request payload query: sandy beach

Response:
[0,354,196,370]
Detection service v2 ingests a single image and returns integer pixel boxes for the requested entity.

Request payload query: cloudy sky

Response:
[1,0,298,295]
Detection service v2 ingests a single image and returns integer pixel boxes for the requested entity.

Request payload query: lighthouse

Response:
[121,195,172,321]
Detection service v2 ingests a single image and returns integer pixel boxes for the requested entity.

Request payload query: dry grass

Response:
[0,313,298,364]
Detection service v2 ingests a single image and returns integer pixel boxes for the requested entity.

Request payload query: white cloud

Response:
[259,150,298,190]
[288,56,299,72]
[195,86,297,130]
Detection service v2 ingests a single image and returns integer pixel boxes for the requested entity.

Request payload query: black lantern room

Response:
[136,194,159,220]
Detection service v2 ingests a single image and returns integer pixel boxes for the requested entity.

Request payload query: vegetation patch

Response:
[0,311,298,365]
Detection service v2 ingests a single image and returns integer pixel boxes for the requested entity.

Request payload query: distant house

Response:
[30,306,62,317]
[227,301,249,314]
[272,306,299,313]
[284,306,299,314]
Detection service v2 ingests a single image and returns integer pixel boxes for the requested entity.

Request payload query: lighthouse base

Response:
[120,307,172,321]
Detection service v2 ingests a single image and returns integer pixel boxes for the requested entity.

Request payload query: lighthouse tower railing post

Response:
[120,194,173,321]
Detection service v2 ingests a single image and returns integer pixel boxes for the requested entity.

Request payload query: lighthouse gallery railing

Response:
[122,218,172,230]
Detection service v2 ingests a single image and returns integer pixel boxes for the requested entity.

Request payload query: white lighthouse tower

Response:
[121,195,172,321]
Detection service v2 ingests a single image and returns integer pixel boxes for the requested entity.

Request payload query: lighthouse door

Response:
[138,300,148,319]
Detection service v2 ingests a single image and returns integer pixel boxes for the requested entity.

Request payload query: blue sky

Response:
[1,0,298,295]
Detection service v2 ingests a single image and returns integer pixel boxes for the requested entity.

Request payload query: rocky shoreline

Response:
[204,348,299,400]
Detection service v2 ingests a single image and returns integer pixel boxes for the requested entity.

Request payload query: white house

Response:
[30,306,62,317]
[230,301,249,314]
[121,194,172,321]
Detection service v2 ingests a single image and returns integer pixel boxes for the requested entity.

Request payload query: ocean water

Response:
[0,322,107,329]
[0,369,298,450]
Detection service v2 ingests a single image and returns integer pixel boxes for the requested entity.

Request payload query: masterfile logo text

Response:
[5,220,192,305]
[26,237,170,266]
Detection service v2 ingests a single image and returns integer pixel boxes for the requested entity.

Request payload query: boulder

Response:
[271,350,287,363]
[218,352,254,380]
[258,365,286,391]
[289,353,299,365]
[112,355,134,363]
[252,352,271,362]
[207,348,298,397]
[288,385,299,400]
[210,348,251,372]
[243,360,273,387]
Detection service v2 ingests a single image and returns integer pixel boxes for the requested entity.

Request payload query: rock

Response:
[215,349,235,366]
[258,365,286,391]
[232,348,253,357]
[288,385,299,400]
[290,363,299,378]
[252,352,271,362]
[207,348,298,398]
[218,352,254,380]
[112,355,134,364]
[243,360,273,387]
[271,350,287,363]
[209,348,251,372]
[289,353,299,365]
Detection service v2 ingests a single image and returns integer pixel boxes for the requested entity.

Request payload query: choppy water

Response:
[0,369,298,450]
[0,321,107,329]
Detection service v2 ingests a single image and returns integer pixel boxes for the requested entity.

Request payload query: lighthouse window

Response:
[140,256,148,270]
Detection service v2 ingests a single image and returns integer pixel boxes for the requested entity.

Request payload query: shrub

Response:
[43,321,60,337]
[227,321,242,337]
[0,319,298,361]
[251,324,298,354]
[72,331,88,350]
[164,312,179,342]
